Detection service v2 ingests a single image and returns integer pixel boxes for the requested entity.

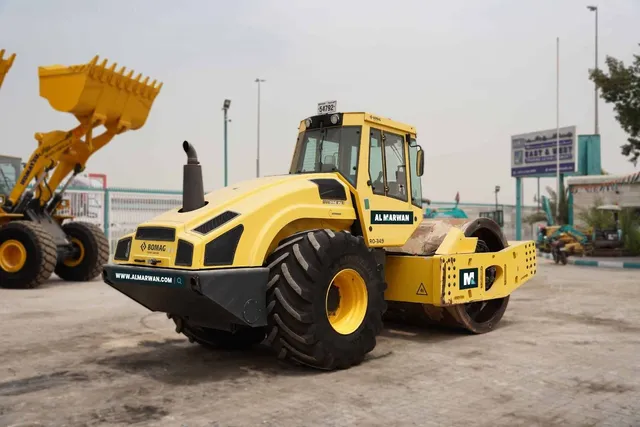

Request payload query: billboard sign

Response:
[511,126,576,177]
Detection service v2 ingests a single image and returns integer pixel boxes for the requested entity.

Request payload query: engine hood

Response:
[112,173,357,269]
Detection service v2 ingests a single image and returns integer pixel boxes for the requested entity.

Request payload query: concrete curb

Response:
[537,251,640,269]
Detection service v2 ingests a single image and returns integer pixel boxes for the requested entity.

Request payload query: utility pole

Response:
[537,177,540,211]
[255,78,265,178]
[222,99,231,187]
[556,37,561,221]
[587,5,599,135]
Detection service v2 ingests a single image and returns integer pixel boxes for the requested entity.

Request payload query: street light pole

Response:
[537,177,540,211]
[556,36,561,221]
[255,78,265,178]
[222,99,231,187]
[588,5,599,135]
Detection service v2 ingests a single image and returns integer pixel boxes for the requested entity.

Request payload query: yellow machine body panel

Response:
[0,49,16,90]
[384,228,537,306]
[113,173,357,269]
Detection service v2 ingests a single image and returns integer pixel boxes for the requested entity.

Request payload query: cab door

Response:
[354,125,423,248]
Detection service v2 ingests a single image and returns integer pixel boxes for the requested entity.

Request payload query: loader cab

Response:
[290,112,425,247]
[0,155,21,203]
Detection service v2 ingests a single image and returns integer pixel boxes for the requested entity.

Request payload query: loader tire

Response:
[264,229,386,370]
[0,221,57,289]
[171,316,266,350]
[55,221,109,282]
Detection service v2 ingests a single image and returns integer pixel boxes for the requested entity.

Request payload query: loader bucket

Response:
[0,49,16,90]
[38,55,162,131]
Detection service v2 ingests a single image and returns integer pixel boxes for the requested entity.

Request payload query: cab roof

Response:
[300,111,416,135]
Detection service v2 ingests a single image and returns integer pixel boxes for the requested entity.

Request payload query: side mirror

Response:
[416,147,424,177]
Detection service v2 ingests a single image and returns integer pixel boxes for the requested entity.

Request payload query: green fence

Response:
[56,186,539,255]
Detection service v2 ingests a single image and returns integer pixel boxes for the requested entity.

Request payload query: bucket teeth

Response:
[38,54,163,131]
[82,55,162,101]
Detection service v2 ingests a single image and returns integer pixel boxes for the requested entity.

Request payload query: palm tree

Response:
[545,184,569,225]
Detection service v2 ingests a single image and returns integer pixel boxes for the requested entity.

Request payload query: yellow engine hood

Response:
[114,173,357,269]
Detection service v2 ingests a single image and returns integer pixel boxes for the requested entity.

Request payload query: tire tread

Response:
[0,220,57,289]
[55,221,109,281]
[264,229,386,370]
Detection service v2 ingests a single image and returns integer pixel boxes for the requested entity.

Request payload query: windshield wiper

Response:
[317,130,326,172]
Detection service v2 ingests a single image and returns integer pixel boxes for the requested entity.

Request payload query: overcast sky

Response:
[1,0,639,206]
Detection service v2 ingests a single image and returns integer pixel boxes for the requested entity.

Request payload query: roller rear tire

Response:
[264,229,386,370]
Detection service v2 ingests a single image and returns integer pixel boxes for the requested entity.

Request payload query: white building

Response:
[567,172,640,227]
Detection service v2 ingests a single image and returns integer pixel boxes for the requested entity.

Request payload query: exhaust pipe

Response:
[181,140,205,213]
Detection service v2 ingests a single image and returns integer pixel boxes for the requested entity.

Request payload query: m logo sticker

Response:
[459,268,479,290]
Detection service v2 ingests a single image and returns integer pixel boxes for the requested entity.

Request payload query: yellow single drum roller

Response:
[0,49,17,90]
[103,111,537,371]
[39,55,163,132]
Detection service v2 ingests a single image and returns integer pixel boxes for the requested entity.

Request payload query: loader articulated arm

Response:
[4,55,162,213]
[8,122,117,208]
[0,49,16,90]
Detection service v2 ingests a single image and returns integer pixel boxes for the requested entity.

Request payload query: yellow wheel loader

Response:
[103,112,537,370]
[0,53,162,289]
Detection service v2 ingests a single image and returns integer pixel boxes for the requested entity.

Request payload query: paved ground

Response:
[1,260,639,427]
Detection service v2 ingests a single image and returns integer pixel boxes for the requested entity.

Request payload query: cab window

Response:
[0,159,20,196]
[299,138,318,172]
[292,126,361,187]
[369,129,385,195]
[383,132,408,202]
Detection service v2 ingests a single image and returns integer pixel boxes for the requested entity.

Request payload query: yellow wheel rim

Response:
[325,268,368,335]
[63,237,85,267]
[0,239,27,273]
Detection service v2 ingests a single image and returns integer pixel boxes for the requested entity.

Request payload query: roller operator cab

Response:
[103,112,537,371]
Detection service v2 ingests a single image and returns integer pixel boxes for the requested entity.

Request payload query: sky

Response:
[0,0,639,206]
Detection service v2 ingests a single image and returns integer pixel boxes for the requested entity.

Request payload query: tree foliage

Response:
[523,184,569,225]
[524,211,547,225]
[576,196,615,231]
[589,47,640,166]
[545,185,569,225]
[620,208,640,255]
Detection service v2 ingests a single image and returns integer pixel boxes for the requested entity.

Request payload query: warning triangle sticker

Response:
[416,283,427,296]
